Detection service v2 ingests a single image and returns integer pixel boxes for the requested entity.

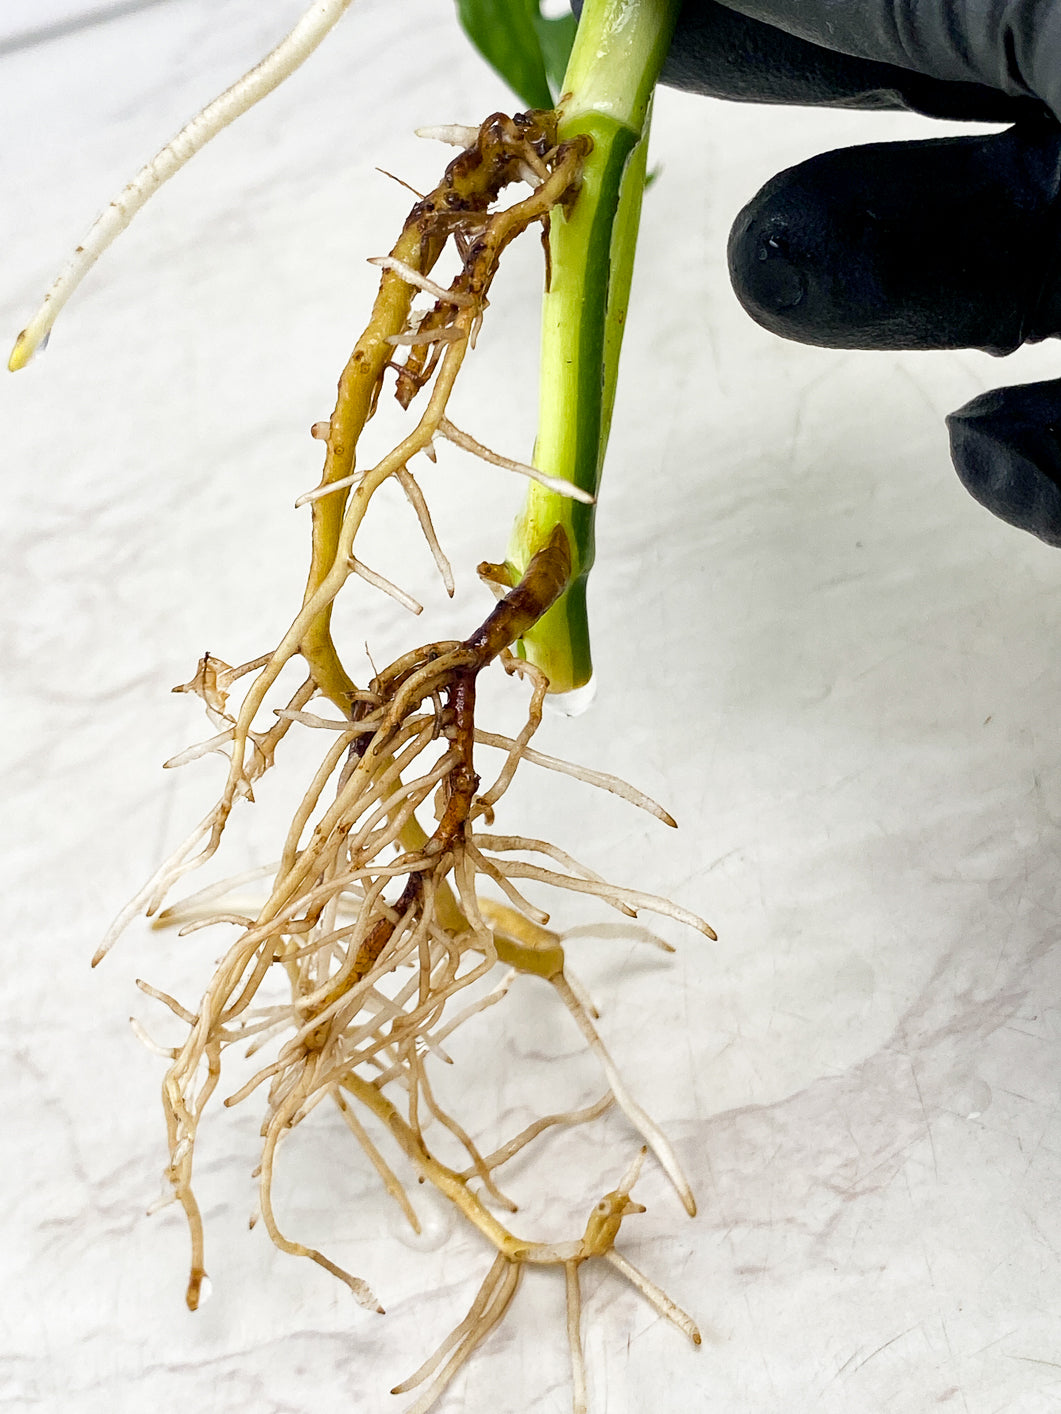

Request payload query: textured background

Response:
[3,3,1061,1411]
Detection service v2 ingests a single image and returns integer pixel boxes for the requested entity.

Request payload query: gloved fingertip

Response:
[947,378,1061,546]
[727,124,1061,355]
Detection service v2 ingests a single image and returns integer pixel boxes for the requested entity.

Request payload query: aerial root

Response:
[8,0,357,370]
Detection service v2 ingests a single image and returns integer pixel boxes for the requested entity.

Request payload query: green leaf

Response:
[456,0,575,109]
[532,11,578,98]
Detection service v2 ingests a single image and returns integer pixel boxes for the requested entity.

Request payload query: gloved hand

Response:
[624,2,1061,545]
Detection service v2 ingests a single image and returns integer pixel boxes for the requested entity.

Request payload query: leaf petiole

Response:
[506,0,681,693]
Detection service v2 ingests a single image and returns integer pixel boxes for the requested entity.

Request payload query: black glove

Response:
[661,2,1061,119]
[593,1,1061,545]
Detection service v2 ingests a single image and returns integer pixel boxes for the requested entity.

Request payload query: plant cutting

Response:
[9,2,711,1410]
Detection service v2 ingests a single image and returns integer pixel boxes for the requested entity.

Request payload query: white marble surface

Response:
[3,3,1061,1411]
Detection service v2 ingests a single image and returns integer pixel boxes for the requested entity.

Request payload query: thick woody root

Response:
[110,110,714,1413]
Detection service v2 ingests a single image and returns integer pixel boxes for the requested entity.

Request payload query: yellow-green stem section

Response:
[507,0,680,692]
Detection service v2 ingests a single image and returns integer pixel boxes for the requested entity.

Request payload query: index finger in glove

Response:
[661,2,1043,122]
[718,0,1061,121]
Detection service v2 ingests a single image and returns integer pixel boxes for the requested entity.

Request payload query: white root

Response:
[93,809,217,964]
[439,417,596,503]
[415,123,480,148]
[176,913,256,936]
[474,729,677,825]
[396,465,455,597]
[349,556,423,615]
[129,1017,178,1060]
[9,0,357,370]
[566,1261,589,1414]
[272,709,368,733]
[464,839,552,927]
[560,964,600,1021]
[163,726,237,769]
[464,1093,614,1178]
[551,972,697,1219]
[135,978,196,1023]
[421,974,513,1052]
[145,1188,179,1217]
[394,1256,522,1413]
[153,862,280,928]
[492,859,717,939]
[331,1087,422,1235]
[603,1249,702,1346]
[386,326,467,348]
[367,255,475,306]
[474,833,621,887]
[561,920,675,953]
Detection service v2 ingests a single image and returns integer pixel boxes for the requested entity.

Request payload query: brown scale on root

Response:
[112,111,713,1414]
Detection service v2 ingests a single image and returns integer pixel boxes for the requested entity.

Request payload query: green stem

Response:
[506,0,680,693]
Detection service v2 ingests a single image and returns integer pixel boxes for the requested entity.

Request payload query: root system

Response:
[108,110,714,1414]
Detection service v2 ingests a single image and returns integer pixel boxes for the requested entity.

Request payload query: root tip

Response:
[185,1269,207,1310]
[7,330,30,372]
